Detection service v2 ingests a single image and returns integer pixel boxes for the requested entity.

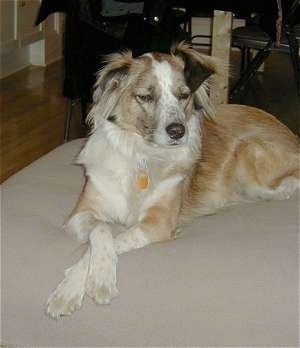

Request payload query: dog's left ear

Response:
[173,42,220,92]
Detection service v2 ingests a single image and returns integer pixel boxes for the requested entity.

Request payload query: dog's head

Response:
[89,43,220,147]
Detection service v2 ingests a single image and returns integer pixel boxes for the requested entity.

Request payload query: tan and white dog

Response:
[46,43,299,318]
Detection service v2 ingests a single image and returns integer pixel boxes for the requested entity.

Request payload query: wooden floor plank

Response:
[0,61,85,182]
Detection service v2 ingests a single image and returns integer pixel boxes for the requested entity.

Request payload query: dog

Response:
[46,43,299,318]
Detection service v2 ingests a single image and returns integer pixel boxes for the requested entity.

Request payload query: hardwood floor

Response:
[0,60,85,182]
[1,51,299,183]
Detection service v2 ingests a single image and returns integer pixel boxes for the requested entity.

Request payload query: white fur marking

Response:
[152,60,187,146]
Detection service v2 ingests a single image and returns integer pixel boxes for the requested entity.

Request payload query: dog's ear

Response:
[93,51,133,102]
[173,42,220,92]
[88,52,134,129]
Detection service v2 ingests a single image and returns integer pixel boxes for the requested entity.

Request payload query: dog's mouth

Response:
[152,135,187,148]
[145,135,186,148]
[168,139,183,146]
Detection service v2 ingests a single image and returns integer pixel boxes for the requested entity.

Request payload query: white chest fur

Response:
[77,125,196,227]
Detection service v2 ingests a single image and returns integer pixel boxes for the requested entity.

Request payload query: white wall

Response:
[0,0,63,79]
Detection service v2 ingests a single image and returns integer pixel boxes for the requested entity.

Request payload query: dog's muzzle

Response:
[166,123,185,140]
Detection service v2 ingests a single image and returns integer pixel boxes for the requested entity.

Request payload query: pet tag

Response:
[136,159,149,190]
[137,174,149,190]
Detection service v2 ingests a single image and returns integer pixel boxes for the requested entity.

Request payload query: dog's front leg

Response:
[64,180,102,243]
[46,247,90,319]
[85,222,119,305]
[115,178,183,255]
[46,222,118,318]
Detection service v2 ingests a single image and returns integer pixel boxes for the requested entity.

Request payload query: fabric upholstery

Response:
[1,139,299,346]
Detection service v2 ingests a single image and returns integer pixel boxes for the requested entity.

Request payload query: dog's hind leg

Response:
[266,168,300,200]
[235,141,300,201]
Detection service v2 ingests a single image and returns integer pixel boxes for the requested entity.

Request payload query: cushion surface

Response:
[1,139,299,346]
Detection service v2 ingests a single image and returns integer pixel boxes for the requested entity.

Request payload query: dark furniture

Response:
[230,0,300,99]
[37,0,191,141]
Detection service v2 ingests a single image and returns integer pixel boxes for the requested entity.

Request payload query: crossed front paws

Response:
[46,250,119,319]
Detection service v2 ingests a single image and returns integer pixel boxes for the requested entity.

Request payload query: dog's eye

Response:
[136,94,153,103]
[178,92,190,100]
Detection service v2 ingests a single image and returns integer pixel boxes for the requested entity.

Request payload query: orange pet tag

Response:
[137,173,149,190]
[136,159,149,190]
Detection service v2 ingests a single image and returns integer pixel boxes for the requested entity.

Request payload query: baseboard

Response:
[0,46,30,79]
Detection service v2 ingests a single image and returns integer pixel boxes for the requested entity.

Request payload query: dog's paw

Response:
[86,255,119,305]
[273,177,299,200]
[46,273,85,319]
[86,278,119,305]
[172,227,182,240]
[46,252,90,319]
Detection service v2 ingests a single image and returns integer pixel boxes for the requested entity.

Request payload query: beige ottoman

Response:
[1,139,299,346]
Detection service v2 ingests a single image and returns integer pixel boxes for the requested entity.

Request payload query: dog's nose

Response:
[166,123,185,140]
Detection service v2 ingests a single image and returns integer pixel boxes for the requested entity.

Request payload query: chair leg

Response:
[240,47,246,74]
[286,28,300,96]
[246,47,251,68]
[187,16,192,38]
[230,40,273,100]
[64,99,79,143]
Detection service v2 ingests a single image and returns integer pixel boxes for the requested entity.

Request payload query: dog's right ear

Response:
[88,52,133,129]
[93,51,133,103]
